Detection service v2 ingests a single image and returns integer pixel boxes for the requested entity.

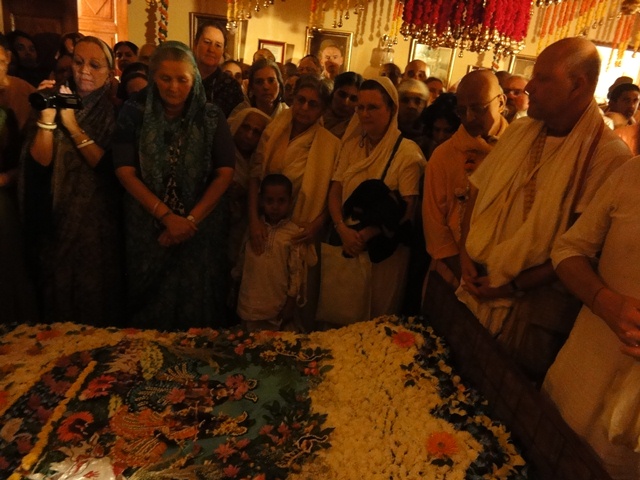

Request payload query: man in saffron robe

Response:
[422,69,508,289]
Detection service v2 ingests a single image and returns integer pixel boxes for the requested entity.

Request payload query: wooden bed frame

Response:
[422,272,613,480]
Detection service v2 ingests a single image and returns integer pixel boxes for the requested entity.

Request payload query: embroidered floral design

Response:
[57,411,94,442]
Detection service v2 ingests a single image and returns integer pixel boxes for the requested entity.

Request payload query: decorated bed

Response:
[0,316,528,479]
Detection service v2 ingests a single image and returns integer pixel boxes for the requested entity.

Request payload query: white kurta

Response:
[545,157,640,480]
[236,219,305,322]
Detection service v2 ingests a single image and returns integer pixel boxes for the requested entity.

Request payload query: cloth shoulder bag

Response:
[316,135,403,326]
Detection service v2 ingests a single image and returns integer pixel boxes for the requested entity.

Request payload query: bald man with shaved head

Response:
[455,38,631,384]
[423,69,509,288]
[403,59,427,82]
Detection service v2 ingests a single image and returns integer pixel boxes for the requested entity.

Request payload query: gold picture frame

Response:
[409,40,456,87]
[305,28,353,71]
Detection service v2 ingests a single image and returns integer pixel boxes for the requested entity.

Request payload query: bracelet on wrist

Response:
[151,200,161,217]
[37,121,57,130]
[158,210,172,221]
[76,138,95,149]
[186,214,197,224]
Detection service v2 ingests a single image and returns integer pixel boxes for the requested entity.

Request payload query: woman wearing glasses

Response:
[323,77,426,324]
[21,36,123,325]
[322,71,363,139]
[247,75,340,330]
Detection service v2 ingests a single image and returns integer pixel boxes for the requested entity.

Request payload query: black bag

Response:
[341,135,408,263]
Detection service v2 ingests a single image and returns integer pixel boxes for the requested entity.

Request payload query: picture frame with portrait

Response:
[258,39,286,63]
[305,28,353,72]
[509,54,536,79]
[189,12,247,61]
[409,40,456,87]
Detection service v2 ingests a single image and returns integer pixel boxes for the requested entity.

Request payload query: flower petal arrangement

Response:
[0,317,527,480]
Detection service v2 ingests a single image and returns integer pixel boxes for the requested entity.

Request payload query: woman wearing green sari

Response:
[114,41,235,330]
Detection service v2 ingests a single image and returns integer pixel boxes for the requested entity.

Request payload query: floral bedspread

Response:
[0,317,527,480]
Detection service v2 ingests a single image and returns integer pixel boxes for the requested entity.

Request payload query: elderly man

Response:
[297,54,322,78]
[403,59,427,82]
[503,74,529,123]
[320,44,344,80]
[397,79,429,142]
[457,37,632,383]
[422,70,508,288]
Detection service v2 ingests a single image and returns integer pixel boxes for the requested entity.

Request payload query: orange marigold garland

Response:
[158,0,169,44]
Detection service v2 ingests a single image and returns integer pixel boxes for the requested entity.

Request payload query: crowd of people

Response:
[0,24,638,478]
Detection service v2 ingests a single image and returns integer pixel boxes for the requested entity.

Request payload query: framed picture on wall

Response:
[258,39,286,63]
[509,54,536,78]
[305,28,353,71]
[189,12,247,61]
[409,40,456,87]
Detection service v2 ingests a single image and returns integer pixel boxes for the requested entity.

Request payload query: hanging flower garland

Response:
[400,0,532,54]
[535,0,640,63]
[157,0,168,44]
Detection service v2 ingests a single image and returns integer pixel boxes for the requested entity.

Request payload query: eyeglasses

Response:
[454,94,502,118]
[503,88,528,96]
[335,89,358,103]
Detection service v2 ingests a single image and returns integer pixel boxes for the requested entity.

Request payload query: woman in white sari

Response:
[326,77,426,320]
[248,75,340,330]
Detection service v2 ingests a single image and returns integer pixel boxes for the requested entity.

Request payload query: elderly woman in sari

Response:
[230,59,288,120]
[227,107,271,269]
[21,36,122,325]
[247,75,340,330]
[114,41,235,330]
[326,77,426,318]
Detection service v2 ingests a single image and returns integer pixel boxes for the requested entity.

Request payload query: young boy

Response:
[236,174,305,332]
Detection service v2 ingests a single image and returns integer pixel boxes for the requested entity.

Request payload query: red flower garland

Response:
[401,0,534,53]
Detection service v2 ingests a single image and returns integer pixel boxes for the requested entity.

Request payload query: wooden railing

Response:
[422,271,613,480]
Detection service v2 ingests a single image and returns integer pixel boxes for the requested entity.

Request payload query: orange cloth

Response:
[422,118,508,260]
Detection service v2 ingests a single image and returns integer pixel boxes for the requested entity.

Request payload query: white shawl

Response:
[467,99,605,287]
[457,100,605,333]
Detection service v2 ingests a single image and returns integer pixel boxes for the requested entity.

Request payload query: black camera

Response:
[28,88,83,111]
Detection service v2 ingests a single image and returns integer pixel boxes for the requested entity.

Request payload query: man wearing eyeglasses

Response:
[502,74,529,123]
[456,37,631,385]
[422,69,508,289]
